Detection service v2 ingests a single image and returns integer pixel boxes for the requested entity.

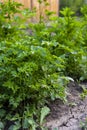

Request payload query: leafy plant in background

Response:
[37,0,54,22]
[79,5,87,81]
[59,0,85,15]
[81,5,87,46]
[0,0,22,39]
[29,7,86,80]
[0,0,35,40]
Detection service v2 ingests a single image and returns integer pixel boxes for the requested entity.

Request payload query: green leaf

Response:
[28,119,36,130]
[40,106,50,125]
[0,121,4,129]
[23,118,29,129]
[8,121,21,130]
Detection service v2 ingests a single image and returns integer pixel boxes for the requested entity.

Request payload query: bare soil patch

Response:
[45,81,87,130]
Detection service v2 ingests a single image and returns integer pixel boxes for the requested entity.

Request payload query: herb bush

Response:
[0,0,87,130]
[0,36,68,129]
[0,0,22,40]
[0,1,68,129]
[29,7,86,81]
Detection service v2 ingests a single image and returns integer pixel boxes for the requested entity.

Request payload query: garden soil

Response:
[45,81,87,130]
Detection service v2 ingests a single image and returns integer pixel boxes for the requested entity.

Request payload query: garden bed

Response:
[45,82,87,130]
[0,1,87,130]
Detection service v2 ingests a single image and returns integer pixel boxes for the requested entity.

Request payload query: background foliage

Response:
[59,0,87,15]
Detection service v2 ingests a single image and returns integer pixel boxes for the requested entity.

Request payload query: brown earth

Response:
[45,81,87,130]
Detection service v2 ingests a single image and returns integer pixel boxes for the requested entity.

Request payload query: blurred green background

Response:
[59,0,87,15]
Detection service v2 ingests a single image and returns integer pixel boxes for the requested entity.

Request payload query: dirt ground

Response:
[45,81,87,130]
